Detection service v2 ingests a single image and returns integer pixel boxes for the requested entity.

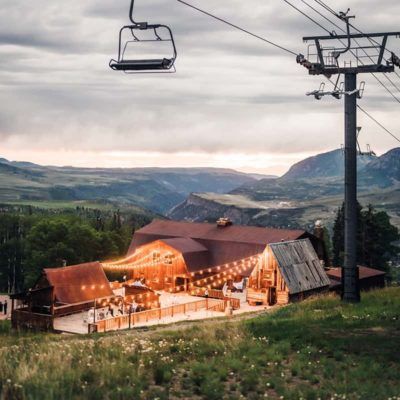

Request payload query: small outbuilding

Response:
[327,266,386,293]
[11,262,115,331]
[247,239,331,305]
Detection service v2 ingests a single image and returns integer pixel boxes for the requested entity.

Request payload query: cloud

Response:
[0,0,399,173]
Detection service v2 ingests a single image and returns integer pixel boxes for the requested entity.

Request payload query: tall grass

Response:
[0,288,399,400]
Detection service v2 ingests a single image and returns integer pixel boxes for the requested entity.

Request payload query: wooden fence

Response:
[193,287,241,310]
[12,308,54,332]
[88,298,226,333]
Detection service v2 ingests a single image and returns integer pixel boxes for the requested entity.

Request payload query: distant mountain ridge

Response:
[0,158,267,213]
[168,147,400,230]
[281,149,376,181]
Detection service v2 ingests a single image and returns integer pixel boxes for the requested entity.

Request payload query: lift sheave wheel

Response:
[109,1,177,73]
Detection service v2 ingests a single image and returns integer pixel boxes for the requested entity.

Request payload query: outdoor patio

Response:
[53,290,268,334]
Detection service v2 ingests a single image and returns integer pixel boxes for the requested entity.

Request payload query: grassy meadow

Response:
[0,287,399,400]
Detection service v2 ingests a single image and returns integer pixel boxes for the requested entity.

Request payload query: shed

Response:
[327,266,386,293]
[43,262,114,305]
[248,239,330,305]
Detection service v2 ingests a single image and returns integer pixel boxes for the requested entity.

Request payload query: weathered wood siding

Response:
[127,241,189,291]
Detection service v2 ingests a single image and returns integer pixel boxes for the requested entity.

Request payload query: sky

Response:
[0,0,399,176]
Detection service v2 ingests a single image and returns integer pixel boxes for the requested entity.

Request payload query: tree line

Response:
[0,206,152,292]
[0,202,398,294]
[332,203,399,273]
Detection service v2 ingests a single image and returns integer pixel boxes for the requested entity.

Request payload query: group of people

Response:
[86,300,145,323]
[0,300,8,316]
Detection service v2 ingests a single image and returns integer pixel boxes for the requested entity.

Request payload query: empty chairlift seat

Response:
[109,1,177,73]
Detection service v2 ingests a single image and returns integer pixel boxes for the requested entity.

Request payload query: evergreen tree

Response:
[332,204,345,266]
[332,203,399,271]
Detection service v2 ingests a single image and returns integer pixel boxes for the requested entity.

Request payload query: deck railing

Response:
[12,308,54,331]
[88,298,226,333]
[192,287,241,310]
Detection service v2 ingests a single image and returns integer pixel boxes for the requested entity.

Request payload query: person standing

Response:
[0,301,3,314]
[3,300,7,315]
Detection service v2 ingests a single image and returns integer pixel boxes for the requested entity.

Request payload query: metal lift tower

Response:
[297,12,400,302]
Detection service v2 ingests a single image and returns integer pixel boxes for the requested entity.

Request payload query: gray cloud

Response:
[0,0,399,169]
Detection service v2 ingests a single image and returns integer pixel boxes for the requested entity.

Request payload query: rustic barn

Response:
[104,219,328,300]
[11,262,116,331]
[327,266,386,293]
[247,239,331,305]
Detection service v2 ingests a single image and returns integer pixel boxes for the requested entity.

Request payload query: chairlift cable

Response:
[300,0,400,94]
[176,0,298,56]
[311,0,400,82]
[312,0,338,18]
[281,0,333,35]
[300,0,343,32]
[357,105,400,144]
[325,77,400,144]
[280,0,400,102]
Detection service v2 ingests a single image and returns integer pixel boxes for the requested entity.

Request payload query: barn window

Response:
[152,252,161,263]
[163,253,175,265]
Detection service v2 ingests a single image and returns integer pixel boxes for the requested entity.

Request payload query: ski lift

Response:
[109,0,177,73]
[356,127,377,157]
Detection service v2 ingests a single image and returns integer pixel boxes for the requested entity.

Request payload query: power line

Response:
[325,77,400,144]
[313,0,338,17]
[176,0,298,56]
[311,0,400,81]
[357,105,400,144]
[177,0,400,145]
[300,0,343,32]
[281,0,400,102]
[282,0,333,35]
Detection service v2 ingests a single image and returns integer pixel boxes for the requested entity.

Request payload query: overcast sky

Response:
[0,0,399,175]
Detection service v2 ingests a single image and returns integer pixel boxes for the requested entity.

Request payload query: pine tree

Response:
[332,203,399,271]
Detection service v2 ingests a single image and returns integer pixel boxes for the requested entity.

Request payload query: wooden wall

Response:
[127,242,189,291]
[247,246,289,306]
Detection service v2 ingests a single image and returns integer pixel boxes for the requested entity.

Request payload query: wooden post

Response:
[129,309,132,329]
[93,299,96,324]
[50,286,55,316]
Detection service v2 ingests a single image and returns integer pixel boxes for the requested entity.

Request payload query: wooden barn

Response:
[327,266,386,293]
[247,239,331,305]
[104,219,329,305]
[11,262,116,330]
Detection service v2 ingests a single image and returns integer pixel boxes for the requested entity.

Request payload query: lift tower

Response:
[297,13,400,302]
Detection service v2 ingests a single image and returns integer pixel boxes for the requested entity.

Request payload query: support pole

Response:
[342,72,360,303]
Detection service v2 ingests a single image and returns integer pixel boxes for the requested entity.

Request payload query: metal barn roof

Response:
[44,262,113,304]
[159,238,210,272]
[128,219,312,270]
[326,266,386,280]
[270,239,330,294]
[130,219,308,249]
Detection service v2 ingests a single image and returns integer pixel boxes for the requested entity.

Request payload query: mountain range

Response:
[1,148,399,230]
[168,148,400,230]
[0,158,268,213]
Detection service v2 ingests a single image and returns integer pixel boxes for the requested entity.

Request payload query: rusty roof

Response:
[270,239,331,294]
[128,219,312,273]
[44,262,113,304]
[130,219,308,251]
[160,238,210,272]
[326,266,386,280]
[160,237,209,254]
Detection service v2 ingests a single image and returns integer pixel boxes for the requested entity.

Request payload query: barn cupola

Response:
[216,217,233,227]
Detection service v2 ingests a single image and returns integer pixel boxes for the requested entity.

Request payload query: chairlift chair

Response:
[109,0,177,73]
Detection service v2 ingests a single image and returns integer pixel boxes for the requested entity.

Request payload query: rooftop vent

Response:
[217,217,233,227]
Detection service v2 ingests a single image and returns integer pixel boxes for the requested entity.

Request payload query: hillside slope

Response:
[170,148,400,229]
[0,159,260,214]
[0,287,399,399]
